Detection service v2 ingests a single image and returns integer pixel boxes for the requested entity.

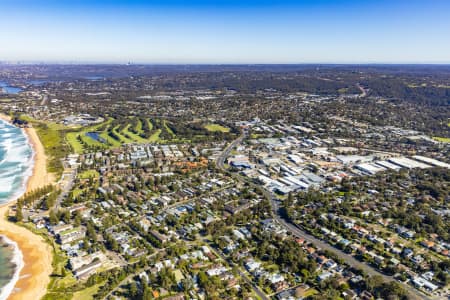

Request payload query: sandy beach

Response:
[0,113,54,300]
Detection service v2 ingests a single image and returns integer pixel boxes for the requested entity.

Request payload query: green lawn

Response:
[112,125,134,143]
[79,169,100,179]
[163,120,176,138]
[72,283,104,300]
[205,123,230,133]
[433,136,450,143]
[303,288,319,297]
[122,124,148,143]
[20,223,75,300]
[66,132,85,153]
[25,118,70,175]
[99,127,122,147]
[64,116,188,154]
[134,118,145,134]
[71,188,83,199]
[250,133,264,139]
[146,118,153,131]
[80,133,104,148]
[66,118,114,153]
[149,129,162,142]
[69,131,106,152]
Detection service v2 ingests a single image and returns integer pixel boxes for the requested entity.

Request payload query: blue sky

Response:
[0,0,449,63]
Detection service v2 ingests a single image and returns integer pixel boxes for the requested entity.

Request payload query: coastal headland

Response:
[0,113,54,300]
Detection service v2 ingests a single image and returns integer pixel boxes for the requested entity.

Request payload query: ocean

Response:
[0,119,33,300]
[0,236,23,300]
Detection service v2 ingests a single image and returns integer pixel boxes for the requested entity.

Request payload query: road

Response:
[356,83,367,98]
[216,132,431,300]
[103,249,167,300]
[40,94,48,106]
[216,131,246,168]
[54,167,77,209]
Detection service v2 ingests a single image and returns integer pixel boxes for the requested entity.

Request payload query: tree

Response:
[181,277,194,291]
[15,205,23,222]
[142,282,152,300]
[198,271,209,288]
[301,268,310,281]
[436,271,450,285]
[287,191,294,206]
[159,268,174,290]
[106,234,119,251]
[82,237,90,251]
[86,221,97,242]
[74,211,82,226]
[49,209,58,225]
[129,281,138,298]
[62,210,70,223]
[366,275,384,292]
[377,281,408,299]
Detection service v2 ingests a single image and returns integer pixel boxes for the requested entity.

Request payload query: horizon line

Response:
[1,61,450,66]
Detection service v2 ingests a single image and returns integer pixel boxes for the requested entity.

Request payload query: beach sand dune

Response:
[0,114,54,300]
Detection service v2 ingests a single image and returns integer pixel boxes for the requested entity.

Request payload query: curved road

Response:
[216,132,431,300]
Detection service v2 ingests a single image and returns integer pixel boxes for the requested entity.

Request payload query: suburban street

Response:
[102,249,167,300]
[216,132,432,300]
[205,239,270,300]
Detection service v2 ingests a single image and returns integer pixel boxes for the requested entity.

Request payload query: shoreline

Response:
[0,113,54,300]
[0,236,23,300]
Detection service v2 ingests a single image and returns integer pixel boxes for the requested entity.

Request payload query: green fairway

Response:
[163,120,176,138]
[66,132,84,153]
[134,118,144,134]
[66,118,114,153]
[122,124,148,143]
[149,129,162,142]
[99,127,122,147]
[64,116,201,154]
[205,123,230,133]
[80,133,104,148]
[112,125,134,143]
[146,118,153,130]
